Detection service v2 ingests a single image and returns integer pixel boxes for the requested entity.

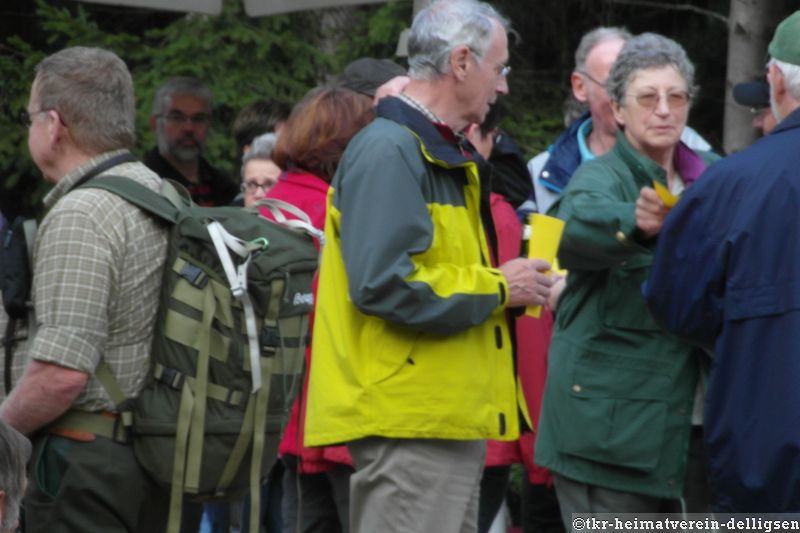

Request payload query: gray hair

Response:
[0,421,32,530]
[770,58,800,101]
[241,132,278,179]
[607,32,696,106]
[34,47,136,153]
[574,26,632,72]
[407,0,509,81]
[151,76,213,117]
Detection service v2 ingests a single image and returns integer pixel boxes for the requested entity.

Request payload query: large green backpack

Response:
[60,176,319,531]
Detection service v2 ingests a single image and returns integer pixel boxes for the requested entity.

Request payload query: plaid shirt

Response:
[31,150,168,412]
[0,307,30,403]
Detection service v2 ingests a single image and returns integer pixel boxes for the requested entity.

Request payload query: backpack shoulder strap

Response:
[79,175,180,225]
[21,219,37,265]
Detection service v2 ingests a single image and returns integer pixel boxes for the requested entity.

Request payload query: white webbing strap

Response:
[254,198,326,246]
[207,221,263,392]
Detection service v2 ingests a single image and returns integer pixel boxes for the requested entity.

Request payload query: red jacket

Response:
[260,169,351,473]
[485,192,554,485]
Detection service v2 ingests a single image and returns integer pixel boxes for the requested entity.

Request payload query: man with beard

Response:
[144,76,238,206]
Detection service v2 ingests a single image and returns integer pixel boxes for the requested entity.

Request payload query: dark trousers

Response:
[241,459,285,533]
[521,482,565,533]
[281,455,352,533]
[477,466,510,533]
[26,434,170,533]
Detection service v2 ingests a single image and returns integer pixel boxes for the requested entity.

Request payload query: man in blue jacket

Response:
[644,10,800,511]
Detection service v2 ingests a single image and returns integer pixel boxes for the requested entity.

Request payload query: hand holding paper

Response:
[636,186,671,239]
[499,257,553,309]
[525,214,565,318]
[652,180,679,207]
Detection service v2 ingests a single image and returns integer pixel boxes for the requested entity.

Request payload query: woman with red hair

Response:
[260,85,373,533]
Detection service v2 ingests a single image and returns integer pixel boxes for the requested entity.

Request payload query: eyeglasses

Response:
[17,108,61,128]
[241,181,272,193]
[578,70,606,88]
[158,111,211,127]
[495,63,511,78]
[627,90,690,110]
[467,47,511,78]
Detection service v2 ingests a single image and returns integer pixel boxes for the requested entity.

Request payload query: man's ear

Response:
[450,45,471,81]
[571,71,588,103]
[46,110,68,147]
[610,100,625,128]
[770,63,787,102]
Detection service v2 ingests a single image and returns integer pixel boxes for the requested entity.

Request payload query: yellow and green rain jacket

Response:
[305,97,519,446]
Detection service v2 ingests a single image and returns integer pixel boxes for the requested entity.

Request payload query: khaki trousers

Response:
[348,437,486,533]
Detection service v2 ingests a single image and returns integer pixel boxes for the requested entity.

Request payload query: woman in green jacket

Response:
[535,33,719,517]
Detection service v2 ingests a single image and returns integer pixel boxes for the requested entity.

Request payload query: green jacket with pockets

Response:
[535,132,719,499]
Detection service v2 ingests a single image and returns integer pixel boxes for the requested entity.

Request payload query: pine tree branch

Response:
[607,0,729,25]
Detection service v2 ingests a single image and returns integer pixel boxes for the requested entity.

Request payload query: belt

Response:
[47,410,130,444]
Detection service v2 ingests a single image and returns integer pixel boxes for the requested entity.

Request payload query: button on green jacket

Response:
[534,132,718,499]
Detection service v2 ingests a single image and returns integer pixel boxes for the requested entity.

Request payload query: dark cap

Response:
[732,81,770,108]
[769,11,800,66]
[339,58,406,97]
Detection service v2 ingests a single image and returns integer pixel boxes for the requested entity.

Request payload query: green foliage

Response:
[2,0,738,217]
[2,0,407,216]
[333,1,412,68]
[0,34,47,213]
[128,2,328,176]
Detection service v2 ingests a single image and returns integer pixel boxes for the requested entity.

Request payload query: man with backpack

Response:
[0,46,171,531]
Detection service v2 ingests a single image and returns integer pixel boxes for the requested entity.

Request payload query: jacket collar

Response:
[770,106,800,136]
[613,131,664,187]
[376,96,473,168]
[538,111,590,194]
[612,131,708,188]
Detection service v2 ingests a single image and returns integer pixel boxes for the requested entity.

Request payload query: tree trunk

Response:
[723,0,783,153]
[395,0,433,56]
[317,6,358,82]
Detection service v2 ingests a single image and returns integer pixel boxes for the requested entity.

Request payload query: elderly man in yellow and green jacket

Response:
[304,3,553,531]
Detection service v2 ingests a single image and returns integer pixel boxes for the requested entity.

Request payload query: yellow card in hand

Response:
[652,180,679,208]
[526,213,565,319]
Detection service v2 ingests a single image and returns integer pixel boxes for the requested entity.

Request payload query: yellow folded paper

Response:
[652,180,679,208]
[525,213,565,318]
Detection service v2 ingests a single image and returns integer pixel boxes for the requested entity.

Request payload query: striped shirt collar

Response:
[398,92,446,126]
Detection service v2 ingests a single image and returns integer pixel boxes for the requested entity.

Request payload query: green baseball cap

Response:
[769,11,800,65]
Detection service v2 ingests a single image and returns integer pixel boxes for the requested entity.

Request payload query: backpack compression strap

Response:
[253,198,326,246]
[207,221,267,392]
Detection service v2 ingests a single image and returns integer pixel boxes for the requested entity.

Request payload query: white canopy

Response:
[73,0,390,16]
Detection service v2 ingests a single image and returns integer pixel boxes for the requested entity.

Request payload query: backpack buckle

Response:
[157,366,186,390]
